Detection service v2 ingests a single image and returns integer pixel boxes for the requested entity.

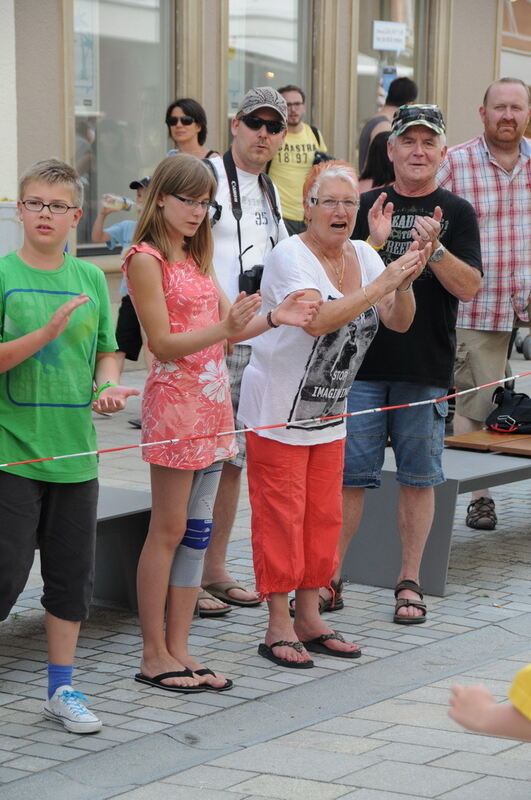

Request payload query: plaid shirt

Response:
[438,135,531,331]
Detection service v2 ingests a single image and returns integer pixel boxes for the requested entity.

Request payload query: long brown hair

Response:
[133,154,217,274]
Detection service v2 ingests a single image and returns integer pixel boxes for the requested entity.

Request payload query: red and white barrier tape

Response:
[1,371,530,469]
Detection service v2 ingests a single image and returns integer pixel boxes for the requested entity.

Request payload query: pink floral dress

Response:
[123,243,237,469]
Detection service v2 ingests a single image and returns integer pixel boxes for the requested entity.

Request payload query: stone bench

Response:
[342,447,531,597]
[93,486,151,609]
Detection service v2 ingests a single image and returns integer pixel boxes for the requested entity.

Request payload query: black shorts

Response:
[116,294,143,361]
[0,471,99,622]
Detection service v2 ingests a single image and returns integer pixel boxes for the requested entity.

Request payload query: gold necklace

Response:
[322,252,345,292]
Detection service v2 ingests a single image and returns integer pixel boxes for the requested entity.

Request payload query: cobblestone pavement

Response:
[1,358,531,799]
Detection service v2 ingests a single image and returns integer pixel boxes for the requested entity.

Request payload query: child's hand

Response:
[43,294,89,342]
[448,683,497,732]
[225,292,261,336]
[93,385,141,414]
[273,291,321,327]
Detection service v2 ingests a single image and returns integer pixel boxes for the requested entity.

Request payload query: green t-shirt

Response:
[0,251,117,482]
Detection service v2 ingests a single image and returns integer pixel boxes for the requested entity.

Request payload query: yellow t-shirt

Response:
[509,664,531,721]
[269,123,327,221]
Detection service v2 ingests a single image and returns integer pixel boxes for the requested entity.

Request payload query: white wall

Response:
[0,0,18,199]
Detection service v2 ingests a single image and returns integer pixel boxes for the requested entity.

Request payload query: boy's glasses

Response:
[172,194,218,211]
[239,115,286,135]
[168,115,195,126]
[21,200,78,215]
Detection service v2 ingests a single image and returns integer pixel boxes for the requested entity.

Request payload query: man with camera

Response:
[201,87,289,610]
[268,84,328,235]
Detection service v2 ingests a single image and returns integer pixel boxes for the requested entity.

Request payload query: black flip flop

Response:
[258,641,314,669]
[302,632,362,659]
[193,668,234,691]
[134,669,204,693]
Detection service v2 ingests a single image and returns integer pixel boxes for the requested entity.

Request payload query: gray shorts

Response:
[227,344,252,469]
[0,471,98,622]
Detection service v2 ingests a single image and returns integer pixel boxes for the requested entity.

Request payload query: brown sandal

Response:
[393,579,427,625]
[289,578,344,617]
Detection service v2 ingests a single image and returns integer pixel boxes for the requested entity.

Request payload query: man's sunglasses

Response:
[239,115,286,135]
[168,115,195,126]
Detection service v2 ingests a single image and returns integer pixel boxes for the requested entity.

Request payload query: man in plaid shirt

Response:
[438,78,530,531]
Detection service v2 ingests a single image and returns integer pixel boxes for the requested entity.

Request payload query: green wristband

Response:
[93,381,117,400]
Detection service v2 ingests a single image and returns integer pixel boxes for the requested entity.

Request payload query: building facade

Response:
[1,0,528,258]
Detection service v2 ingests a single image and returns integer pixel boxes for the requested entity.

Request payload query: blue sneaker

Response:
[43,685,102,733]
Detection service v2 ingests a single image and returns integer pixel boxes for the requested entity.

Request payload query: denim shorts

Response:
[343,381,448,488]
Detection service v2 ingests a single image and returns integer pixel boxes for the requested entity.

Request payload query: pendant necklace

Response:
[322,251,346,292]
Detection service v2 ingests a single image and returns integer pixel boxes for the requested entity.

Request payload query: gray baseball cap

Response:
[236,87,288,127]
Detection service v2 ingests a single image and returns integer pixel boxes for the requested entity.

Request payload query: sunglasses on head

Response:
[168,115,195,126]
[239,115,285,135]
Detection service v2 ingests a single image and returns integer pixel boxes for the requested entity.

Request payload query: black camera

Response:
[238,265,264,294]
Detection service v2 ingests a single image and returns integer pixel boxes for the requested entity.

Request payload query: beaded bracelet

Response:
[266,310,279,328]
[93,381,117,400]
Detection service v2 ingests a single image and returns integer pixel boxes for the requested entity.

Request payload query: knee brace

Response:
[168,463,222,588]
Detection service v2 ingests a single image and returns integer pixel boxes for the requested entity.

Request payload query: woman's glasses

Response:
[239,115,286,135]
[172,194,218,211]
[168,115,195,126]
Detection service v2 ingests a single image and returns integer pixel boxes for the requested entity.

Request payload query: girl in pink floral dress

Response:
[124,154,317,694]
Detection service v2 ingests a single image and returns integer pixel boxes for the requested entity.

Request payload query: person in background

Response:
[268,84,327,235]
[91,177,152,428]
[165,98,218,159]
[358,77,417,174]
[358,131,395,194]
[438,77,531,531]
[200,87,289,611]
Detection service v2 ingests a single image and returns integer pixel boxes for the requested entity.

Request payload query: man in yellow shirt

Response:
[268,85,327,235]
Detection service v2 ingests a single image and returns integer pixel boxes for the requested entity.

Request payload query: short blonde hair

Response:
[19,158,83,206]
[133,154,217,274]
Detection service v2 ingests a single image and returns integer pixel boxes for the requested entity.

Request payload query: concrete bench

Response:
[93,486,151,609]
[341,447,531,597]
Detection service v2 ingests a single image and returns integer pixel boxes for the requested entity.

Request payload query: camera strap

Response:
[222,149,280,274]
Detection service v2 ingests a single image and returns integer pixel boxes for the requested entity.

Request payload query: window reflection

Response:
[73,0,171,247]
[228,0,311,117]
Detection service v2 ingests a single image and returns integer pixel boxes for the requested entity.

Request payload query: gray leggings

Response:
[168,462,222,588]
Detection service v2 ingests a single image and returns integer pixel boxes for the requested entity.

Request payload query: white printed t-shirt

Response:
[209,155,288,303]
[238,236,385,446]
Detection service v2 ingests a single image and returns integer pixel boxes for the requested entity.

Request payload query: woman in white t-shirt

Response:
[238,161,428,669]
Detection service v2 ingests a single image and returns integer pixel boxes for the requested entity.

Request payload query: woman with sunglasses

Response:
[165,98,218,160]
[238,160,430,668]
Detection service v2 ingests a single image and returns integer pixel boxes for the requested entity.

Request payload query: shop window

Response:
[74,0,172,251]
[228,0,312,117]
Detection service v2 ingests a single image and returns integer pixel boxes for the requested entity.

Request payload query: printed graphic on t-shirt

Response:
[4,288,97,407]
[287,304,378,430]
[383,204,449,281]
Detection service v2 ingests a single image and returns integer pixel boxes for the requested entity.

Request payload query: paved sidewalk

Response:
[1,359,531,799]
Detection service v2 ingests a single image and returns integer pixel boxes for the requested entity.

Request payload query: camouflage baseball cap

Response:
[236,87,288,127]
[392,104,446,136]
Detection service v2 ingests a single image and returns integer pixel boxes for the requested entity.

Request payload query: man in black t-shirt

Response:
[327,105,482,624]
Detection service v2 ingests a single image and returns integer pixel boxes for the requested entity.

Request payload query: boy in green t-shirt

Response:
[0,159,139,734]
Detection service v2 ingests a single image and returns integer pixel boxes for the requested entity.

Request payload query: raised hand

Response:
[411,205,443,250]
[43,294,89,342]
[225,292,262,336]
[93,385,141,414]
[273,290,321,327]
[367,192,394,247]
